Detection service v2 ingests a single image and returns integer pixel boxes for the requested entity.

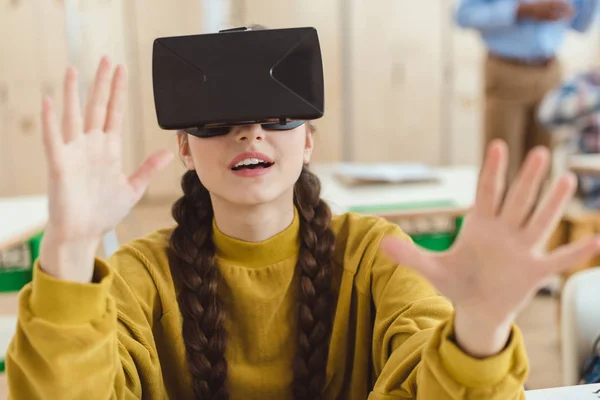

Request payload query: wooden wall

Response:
[1,0,599,200]
[0,0,68,196]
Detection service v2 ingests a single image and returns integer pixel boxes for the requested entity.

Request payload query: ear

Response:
[303,125,315,164]
[177,132,196,170]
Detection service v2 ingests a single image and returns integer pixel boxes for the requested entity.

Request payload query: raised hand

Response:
[381,140,600,357]
[40,56,173,283]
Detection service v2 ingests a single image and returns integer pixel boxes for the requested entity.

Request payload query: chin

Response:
[219,186,293,208]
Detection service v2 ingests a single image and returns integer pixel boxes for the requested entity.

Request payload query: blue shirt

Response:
[455,0,599,60]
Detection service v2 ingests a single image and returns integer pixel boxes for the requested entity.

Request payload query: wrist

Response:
[39,232,101,283]
[453,307,514,359]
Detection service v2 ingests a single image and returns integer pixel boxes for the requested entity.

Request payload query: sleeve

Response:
[368,225,529,399]
[5,245,166,399]
[455,0,519,30]
[570,0,599,33]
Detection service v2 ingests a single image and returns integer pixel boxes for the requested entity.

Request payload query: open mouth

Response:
[231,159,274,171]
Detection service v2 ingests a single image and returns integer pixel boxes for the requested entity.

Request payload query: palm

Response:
[422,215,546,323]
[48,130,136,239]
[382,142,600,326]
[42,57,173,244]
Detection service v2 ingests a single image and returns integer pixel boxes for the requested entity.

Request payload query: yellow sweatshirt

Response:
[6,211,528,399]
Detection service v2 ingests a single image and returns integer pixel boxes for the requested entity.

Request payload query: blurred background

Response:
[2,0,600,393]
[1,0,598,200]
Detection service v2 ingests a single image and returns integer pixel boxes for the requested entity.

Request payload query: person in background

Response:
[539,67,600,208]
[455,0,599,182]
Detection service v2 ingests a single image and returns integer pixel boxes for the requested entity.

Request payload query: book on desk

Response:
[333,162,441,186]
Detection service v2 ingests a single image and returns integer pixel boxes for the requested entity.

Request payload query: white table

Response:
[0,302,19,398]
[0,195,120,258]
[311,164,479,219]
[526,383,600,399]
[0,195,48,396]
[0,195,48,252]
[568,154,600,176]
[0,316,17,364]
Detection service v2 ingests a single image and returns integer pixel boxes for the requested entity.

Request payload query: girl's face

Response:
[178,123,314,207]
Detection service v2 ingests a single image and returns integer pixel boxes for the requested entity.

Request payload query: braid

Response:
[292,166,336,399]
[168,170,228,400]
[168,166,336,399]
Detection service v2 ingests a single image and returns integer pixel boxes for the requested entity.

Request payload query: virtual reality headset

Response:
[152,26,325,137]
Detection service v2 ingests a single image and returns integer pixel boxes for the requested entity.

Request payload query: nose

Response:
[234,124,265,143]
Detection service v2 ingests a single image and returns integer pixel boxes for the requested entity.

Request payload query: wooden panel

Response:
[0,0,38,82]
[70,0,139,177]
[0,70,9,196]
[239,0,343,164]
[0,0,40,196]
[0,0,68,196]
[349,0,444,164]
[447,23,486,167]
[127,0,205,201]
[0,80,47,195]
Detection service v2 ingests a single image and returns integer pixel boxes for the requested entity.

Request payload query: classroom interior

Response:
[2,0,600,398]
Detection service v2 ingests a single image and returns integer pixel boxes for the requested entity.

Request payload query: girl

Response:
[6,54,600,399]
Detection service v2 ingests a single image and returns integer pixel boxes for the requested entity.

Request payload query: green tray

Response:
[0,231,44,293]
[411,216,464,252]
[347,200,465,252]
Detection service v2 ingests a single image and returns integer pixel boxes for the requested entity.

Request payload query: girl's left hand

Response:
[381,140,600,358]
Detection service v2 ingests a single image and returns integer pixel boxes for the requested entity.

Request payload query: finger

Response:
[128,150,174,198]
[500,146,550,229]
[84,56,113,132]
[544,236,600,276]
[104,65,128,134]
[474,139,508,218]
[41,96,63,166]
[62,67,83,143]
[380,236,444,285]
[524,173,577,246]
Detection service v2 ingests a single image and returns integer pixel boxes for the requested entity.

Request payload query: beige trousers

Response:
[484,54,562,183]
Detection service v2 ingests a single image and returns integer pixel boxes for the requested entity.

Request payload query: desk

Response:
[0,196,48,252]
[567,154,600,176]
[0,196,46,398]
[311,164,479,219]
[0,293,21,398]
[525,383,600,399]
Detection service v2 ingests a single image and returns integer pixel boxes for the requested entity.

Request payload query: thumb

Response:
[128,150,174,197]
[546,236,600,276]
[380,236,442,283]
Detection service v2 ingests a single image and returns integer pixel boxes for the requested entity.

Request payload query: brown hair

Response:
[168,123,336,399]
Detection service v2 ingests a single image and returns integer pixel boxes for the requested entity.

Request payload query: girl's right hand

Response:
[39,56,174,283]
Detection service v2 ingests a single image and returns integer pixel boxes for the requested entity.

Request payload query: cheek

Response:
[187,139,225,184]
[279,132,309,165]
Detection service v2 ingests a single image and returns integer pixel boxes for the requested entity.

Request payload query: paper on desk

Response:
[334,163,440,185]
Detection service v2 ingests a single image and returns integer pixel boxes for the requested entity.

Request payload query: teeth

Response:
[234,158,268,168]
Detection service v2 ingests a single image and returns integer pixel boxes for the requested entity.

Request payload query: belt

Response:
[489,52,556,67]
